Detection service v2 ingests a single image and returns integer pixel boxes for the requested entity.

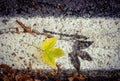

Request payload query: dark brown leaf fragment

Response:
[74,34,88,40]
[3,75,10,81]
[32,29,41,35]
[73,40,93,50]
[16,27,20,34]
[56,64,62,74]
[77,51,92,61]
[68,72,87,81]
[16,20,35,36]
[44,33,53,38]
[69,51,80,72]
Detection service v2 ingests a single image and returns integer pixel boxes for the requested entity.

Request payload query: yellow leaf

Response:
[41,37,65,68]
[49,48,65,58]
[42,52,47,62]
[47,55,56,68]
[42,37,57,50]
[23,37,64,68]
[42,51,56,68]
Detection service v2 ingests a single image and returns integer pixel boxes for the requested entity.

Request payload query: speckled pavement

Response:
[0,17,120,70]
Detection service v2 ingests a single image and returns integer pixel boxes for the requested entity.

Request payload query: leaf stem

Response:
[22,42,43,51]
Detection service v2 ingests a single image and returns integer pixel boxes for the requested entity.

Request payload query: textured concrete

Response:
[0,16,120,70]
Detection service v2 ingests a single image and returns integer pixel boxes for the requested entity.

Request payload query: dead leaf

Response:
[68,77,74,81]
[16,20,35,36]
[32,29,41,35]
[34,69,41,73]
[68,72,87,81]
[74,34,88,40]
[15,74,33,81]
[0,64,11,70]
[16,27,20,34]
[68,72,79,81]
[56,64,62,74]
[69,51,80,72]
[73,40,93,50]
[78,74,87,81]
[70,40,93,72]
[51,71,57,76]
[3,75,10,81]
[77,51,92,61]
[44,33,53,38]
[73,72,79,78]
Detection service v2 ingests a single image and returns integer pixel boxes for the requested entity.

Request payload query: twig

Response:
[43,29,88,40]
[0,20,88,40]
[22,42,42,51]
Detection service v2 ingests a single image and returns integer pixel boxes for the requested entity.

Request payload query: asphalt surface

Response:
[0,0,120,18]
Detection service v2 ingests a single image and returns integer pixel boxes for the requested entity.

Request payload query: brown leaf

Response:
[78,74,87,81]
[16,20,35,36]
[56,64,62,74]
[68,77,74,81]
[68,72,79,81]
[73,40,93,50]
[73,72,79,78]
[44,33,53,38]
[69,51,80,72]
[32,29,41,35]
[51,71,57,76]
[15,74,33,81]
[0,64,12,73]
[16,27,20,34]
[3,76,10,81]
[68,72,87,81]
[77,51,92,61]
[0,64,11,70]
[34,69,41,73]
[15,74,22,81]
[9,71,16,81]
[74,34,88,40]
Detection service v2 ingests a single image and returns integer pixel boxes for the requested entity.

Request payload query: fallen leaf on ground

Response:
[44,33,53,38]
[16,20,35,36]
[41,37,65,68]
[68,72,87,81]
[16,27,20,34]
